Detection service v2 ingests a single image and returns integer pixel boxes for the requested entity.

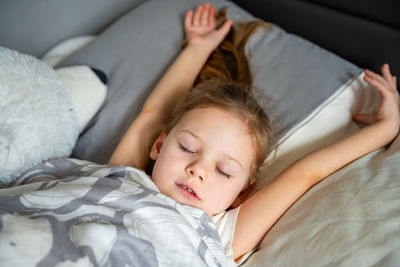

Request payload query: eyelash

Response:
[179,144,231,179]
[216,168,231,179]
[179,144,194,154]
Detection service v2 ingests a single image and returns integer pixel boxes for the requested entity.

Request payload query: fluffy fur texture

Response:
[0,47,79,184]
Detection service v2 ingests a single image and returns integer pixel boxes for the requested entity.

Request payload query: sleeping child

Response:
[0,2,398,266]
[109,2,399,264]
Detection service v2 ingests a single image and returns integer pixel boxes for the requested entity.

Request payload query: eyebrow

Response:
[179,129,243,169]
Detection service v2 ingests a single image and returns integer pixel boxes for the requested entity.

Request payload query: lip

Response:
[175,183,201,201]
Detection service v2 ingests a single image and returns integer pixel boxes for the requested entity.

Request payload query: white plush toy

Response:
[0,46,107,184]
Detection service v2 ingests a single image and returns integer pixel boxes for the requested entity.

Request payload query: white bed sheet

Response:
[242,72,400,266]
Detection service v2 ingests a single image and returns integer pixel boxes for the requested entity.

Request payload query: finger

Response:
[381,64,392,80]
[364,69,392,92]
[381,64,395,90]
[353,113,376,125]
[193,5,202,26]
[215,19,233,39]
[201,2,210,26]
[389,74,397,90]
[364,73,389,99]
[209,6,216,28]
[184,10,193,30]
[365,69,388,86]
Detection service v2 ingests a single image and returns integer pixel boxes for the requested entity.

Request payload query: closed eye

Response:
[178,143,195,154]
[216,167,231,179]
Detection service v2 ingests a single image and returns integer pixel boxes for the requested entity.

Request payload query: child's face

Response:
[150,107,254,216]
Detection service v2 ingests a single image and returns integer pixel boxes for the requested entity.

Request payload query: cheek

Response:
[152,146,184,183]
[208,180,243,205]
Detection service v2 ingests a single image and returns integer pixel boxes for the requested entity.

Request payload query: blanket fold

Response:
[0,158,227,267]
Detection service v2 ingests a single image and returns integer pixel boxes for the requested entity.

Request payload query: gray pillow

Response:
[59,0,361,164]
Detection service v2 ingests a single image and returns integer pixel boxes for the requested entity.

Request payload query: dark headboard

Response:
[232,0,400,88]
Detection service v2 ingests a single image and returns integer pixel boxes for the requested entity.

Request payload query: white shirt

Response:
[212,206,256,266]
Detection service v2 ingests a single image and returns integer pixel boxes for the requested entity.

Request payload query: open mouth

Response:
[176,183,200,201]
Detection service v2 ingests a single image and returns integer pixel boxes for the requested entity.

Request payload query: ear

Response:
[150,132,167,160]
[230,178,256,209]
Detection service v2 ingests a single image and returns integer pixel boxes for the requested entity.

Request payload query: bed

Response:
[1,0,399,266]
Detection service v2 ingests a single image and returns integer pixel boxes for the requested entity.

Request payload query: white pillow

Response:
[243,72,400,267]
[41,36,96,67]
[255,71,379,190]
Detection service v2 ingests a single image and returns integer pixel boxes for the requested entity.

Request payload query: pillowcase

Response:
[255,71,379,190]
[243,73,400,267]
[245,22,362,135]
[41,36,96,67]
[58,0,361,164]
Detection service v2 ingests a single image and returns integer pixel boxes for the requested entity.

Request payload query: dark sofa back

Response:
[232,0,400,87]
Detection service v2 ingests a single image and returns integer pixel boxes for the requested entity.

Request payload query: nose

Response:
[186,161,207,183]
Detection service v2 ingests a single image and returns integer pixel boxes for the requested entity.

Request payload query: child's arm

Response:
[108,3,232,169]
[233,64,399,260]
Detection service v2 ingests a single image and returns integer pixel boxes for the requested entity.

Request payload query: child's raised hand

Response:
[353,64,400,139]
[184,2,232,52]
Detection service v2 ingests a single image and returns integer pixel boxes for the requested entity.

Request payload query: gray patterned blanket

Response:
[0,159,227,267]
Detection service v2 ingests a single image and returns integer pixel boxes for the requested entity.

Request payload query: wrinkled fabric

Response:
[0,158,227,267]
